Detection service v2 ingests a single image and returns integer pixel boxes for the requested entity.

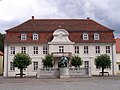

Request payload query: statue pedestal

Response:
[60,67,70,78]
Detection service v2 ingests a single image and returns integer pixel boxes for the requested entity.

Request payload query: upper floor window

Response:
[33,46,38,55]
[84,46,88,54]
[21,47,26,53]
[106,46,110,53]
[43,46,48,54]
[21,34,27,40]
[94,33,99,40]
[95,46,100,54]
[83,33,89,40]
[74,46,79,54]
[10,47,15,55]
[59,46,64,53]
[33,34,38,40]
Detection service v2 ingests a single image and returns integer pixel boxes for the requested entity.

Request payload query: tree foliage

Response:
[0,33,5,52]
[13,53,32,78]
[95,54,111,76]
[42,54,53,68]
[71,55,83,68]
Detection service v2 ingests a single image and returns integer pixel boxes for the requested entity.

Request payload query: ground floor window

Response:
[118,65,120,70]
[33,61,38,71]
[10,62,15,71]
[84,61,89,68]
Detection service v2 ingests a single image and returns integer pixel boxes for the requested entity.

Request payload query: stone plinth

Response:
[60,67,70,78]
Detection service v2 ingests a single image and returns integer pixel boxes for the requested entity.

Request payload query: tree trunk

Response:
[102,67,104,76]
[20,68,23,78]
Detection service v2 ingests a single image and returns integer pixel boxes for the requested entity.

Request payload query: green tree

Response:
[13,53,32,78]
[0,33,5,52]
[95,54,111,76]
[42,54,53,68]
[71,55,83,68]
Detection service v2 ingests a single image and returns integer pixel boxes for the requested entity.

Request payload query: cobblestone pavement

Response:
[0,76,120,90]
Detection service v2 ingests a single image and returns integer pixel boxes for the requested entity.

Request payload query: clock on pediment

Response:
[58,33,63,38]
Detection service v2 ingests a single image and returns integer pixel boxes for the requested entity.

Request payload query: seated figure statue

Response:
[59,56,68,67]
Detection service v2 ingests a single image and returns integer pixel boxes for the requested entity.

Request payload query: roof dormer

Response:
[21,34,27,40]
[94,33,100,40]
[33,33,39,40]
[83,33,89,40]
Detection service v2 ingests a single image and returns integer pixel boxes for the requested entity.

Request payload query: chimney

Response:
[87,17,90,19]
[32,16,34,20]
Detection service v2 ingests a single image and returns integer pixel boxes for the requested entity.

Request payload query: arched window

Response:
[21,34,27,40]
[83,33,89,40]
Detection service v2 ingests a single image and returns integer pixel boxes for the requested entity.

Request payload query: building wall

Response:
[4,43,116,77]
[0,55,3,75]
[74,43,116,75]
[116,53,120,74]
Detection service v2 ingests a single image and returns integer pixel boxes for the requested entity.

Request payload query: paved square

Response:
[0,76,120,90]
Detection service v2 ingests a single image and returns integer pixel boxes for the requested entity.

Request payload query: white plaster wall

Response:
[116,53,120,74]
[4,45,8,77]
[116,53,120,62]
[4,43,48,77]
[4,42,116,77]
[74,43,115,75]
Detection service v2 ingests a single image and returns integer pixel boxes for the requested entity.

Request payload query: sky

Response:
[0,0,120,37]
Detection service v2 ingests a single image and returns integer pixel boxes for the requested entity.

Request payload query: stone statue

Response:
[58,56,68,67]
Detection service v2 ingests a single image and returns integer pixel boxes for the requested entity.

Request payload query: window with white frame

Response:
[21,47,26,53]
[33,46,38,54]
[84,46,88,54]
[10,47,15,55]
[33,34,38,40]
[94,33,99,40]
[10,62,15,71]
[33,61,38,71]
[43,46,48,54]
[74,46,79,54]
[84,61,89,68]
[83,33,89,40]
[21,34,27,40]
[106,46,110,53]
[59,46,64,53]
[95,46,100,54]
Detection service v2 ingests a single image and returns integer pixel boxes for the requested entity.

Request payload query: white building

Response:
[116,38,120,74]
[4,16,117,77]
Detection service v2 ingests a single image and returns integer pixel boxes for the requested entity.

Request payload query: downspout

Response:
[6,44,9,77]
[111,43,114,75]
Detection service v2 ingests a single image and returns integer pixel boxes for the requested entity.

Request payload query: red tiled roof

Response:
[116,38,120,53]
[6,19,113,32]
[5,18,115,44]
[0,51,3,56]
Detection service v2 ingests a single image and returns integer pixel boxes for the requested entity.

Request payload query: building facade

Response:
[4,16,116,77]
[116,38,120,74]
[0,51,3,75]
